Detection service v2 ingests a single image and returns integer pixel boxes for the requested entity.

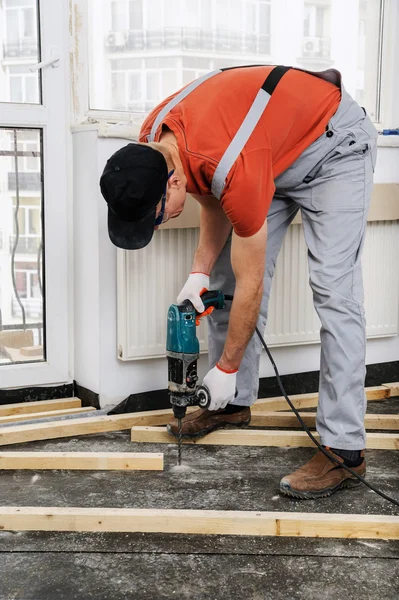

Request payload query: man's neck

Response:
[159,130,186,183]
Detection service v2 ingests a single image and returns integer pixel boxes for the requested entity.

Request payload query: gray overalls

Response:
[149,66,378,451]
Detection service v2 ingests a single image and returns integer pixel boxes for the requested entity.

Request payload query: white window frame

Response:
[1,0,70,388]
[72,0,399,142]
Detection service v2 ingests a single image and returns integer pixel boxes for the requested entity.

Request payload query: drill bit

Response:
[177,417,183,466]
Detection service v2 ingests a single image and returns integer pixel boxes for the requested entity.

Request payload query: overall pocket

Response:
[309,140,367,212]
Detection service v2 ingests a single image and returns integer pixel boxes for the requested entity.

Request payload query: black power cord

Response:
[223,294,399,508]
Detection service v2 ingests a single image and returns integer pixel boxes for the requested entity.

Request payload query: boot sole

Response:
[166,418,251,440]
[279,473,365,500]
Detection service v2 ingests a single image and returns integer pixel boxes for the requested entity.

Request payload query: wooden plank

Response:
[0,329,33,349]
[0,413,174,446]
[2,346,43,363]
[365,386,392,400]
[253,394,319,412]
[383,382,399,398]
[119,385,393,429]
[119,407,196,427]
[0,507,397,539]
[97,384,393,430]
[250,412,399,431]
[20,345,43,357]
[0,398,82,417]
[130,427,399,450]
[102,405,399,429]
[253,386,390,413]
[0,407,96,424]
[0,451,163,471]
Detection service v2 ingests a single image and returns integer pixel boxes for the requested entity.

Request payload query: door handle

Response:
[30,48,60,72]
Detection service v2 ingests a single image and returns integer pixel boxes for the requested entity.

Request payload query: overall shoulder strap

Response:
[148,69,222,142]
[211,65,291,199]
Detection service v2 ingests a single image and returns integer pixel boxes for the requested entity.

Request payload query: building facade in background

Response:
[89,0,378,118]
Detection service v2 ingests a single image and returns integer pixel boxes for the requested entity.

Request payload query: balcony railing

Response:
[3,39,38,59]
[12,297,42,320]
[301,36,331,60]
[9,236,41,254]
[105,28,270,56]
[8,172,41,192]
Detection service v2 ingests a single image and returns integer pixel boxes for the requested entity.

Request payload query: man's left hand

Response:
[202,364,237,411]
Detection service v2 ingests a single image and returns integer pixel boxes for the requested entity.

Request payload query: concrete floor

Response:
[0,398,398,600]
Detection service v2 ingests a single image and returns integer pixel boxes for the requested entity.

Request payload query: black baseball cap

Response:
[100,143,168,250]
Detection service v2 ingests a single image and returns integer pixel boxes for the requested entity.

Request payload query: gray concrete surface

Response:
[0,397,398,599]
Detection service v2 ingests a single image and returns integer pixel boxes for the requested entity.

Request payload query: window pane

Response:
[6,0,36,6]
[245,2,256,34]
[25,76,39,103]
[1,1,41,104]
[182,69,196,85]
[259,3,270,35]
[23,7,35,37]
[146,72,158,101]
[0,128,45,365]
[128,72,141,101]
[89,0,383,119]
[147,0,162,29]
[129,0,143,29]
[162,70,178,98]
[112,0,125,30]
[15,271,28,299]
[28,207,40,235]
[10,78,23,103]
[6,10,19,42]
[164,0,179,28]
[111,72,126,109]
[183,0,198,28]
[26,142,39,170]
[200,0,211,29]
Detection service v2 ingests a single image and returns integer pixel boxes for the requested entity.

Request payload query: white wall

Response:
[73,130,399,406]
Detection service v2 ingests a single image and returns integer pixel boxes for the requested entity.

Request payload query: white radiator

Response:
[117,221,399,360]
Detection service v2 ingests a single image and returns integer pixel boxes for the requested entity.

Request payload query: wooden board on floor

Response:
[0,398,82,417]
[0,413,175,446]
[0,406,96,424]
[0,451,163,471]
[105,384,394,429]
[114,407,196,427]
[130,427,399,450]
[250,412,399,431]
[383,382,399,398]
[0,507,398,539]
[253,386,391,412]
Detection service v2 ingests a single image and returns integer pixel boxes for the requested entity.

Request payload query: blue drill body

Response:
[166,303,199,355]
[166,291,225,419]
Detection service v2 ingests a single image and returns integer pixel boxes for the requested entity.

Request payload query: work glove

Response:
[177,272,209,313]
[202,364,238,411]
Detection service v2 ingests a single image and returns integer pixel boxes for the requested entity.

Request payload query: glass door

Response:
[0,0,69,387]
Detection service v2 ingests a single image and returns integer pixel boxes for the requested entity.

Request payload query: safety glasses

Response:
[155,169,175,226]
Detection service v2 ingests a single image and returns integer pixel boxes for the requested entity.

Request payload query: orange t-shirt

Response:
[139,66,341,237]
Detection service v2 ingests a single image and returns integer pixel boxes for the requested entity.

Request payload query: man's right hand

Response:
[177,272,209,313]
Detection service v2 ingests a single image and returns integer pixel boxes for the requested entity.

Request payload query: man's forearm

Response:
[218,222,267,372]
[191,196,232,274]
[218,278,263,372]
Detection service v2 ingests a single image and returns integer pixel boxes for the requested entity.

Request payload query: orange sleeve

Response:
[220,148,275,238]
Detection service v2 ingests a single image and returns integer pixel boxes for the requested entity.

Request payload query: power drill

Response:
[166,290,225,464]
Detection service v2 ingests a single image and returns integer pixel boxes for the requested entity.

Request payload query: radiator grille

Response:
[117,221,399,359]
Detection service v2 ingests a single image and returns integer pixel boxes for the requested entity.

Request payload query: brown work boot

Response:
[279,449,366,500]
[167,406,251,439]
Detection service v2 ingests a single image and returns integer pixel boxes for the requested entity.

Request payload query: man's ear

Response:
[168,173,181,189]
